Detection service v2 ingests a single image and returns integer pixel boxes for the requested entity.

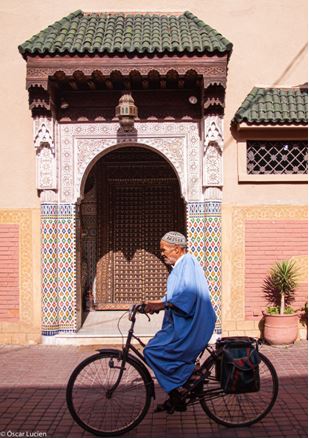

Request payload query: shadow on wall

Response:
[225,43,308,151]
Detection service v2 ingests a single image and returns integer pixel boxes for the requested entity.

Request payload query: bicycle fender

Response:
[96,348,122,358]
[96,348,156,400]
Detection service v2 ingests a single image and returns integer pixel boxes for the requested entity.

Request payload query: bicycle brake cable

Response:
[117,311,129,349]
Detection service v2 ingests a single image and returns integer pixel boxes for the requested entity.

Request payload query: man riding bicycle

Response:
[143,231,216,412]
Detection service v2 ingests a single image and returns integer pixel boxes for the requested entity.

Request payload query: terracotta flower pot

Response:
[263,312,299,345]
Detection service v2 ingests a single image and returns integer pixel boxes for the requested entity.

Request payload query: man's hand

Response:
[144,301,164,314]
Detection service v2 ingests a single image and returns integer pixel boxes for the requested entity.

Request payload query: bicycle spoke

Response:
[67,351,151,436]
[200,352,278,427]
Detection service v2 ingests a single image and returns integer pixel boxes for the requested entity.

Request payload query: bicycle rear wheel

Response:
[200,352,278,427]
[66,350,152,436]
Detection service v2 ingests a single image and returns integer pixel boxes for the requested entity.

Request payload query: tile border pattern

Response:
[41,203,77,335]
[230,205,308,321]
[187,201,222,334]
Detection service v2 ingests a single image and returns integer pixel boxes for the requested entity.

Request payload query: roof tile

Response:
[232,85,308,125]
[18,10,232,57]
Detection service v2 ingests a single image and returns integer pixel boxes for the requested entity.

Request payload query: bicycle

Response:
[66,303,279,437]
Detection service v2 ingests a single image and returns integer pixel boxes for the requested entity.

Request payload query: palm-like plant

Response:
[263,260,299,315]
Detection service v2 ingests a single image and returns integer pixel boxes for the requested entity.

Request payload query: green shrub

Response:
[263,260,299,315]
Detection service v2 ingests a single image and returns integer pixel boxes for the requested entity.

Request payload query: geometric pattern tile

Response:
[41,200,222,336]
[187,201,222,334]
[41,203,77,335]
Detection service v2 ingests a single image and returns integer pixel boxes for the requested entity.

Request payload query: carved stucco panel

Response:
[59,122,202,203]
[33,117,55,152]
[40,190,58,203]
[33,117,57,190]
[203,116,223,187]
[36,146,57,190]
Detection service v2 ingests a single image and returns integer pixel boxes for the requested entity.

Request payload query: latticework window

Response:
[247,140,308,174]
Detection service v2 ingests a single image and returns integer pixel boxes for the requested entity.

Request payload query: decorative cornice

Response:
[28,86,51,117]
[25,56,228,90]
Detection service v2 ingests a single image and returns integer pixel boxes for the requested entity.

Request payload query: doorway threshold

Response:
[42,310,163,345]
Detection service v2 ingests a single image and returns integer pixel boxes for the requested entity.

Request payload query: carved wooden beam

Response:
[110,70,123,90]
[129,70,142,89]
[91,70,106,89]
[28,85,51,118]
[166,69,179,89]
[25,55,228,118]
[73,70,89,90]
[148,70,160,89]
[25,55,228,90]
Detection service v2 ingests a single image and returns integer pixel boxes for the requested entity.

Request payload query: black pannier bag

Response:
[215,336,261,394]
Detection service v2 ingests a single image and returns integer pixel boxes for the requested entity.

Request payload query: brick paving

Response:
[0,341,307,438]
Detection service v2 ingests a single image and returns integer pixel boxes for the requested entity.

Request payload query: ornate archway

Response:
[81,146,185,311]
[21,10,232,337]
[38,119,223,336]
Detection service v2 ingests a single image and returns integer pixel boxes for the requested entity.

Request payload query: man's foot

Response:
[184,371,205,395]
[154,398,187,414]
[154,389,187,414]
[154,399,174,414]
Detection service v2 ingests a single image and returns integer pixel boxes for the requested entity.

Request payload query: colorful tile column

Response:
[187,201,222,335]
[57,204,77,333]
[41,203,77,335]
[41,204,59,335]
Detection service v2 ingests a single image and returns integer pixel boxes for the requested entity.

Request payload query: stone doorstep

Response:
[41,310,222,346]
[42,332,220,346]
[42,334,153,346]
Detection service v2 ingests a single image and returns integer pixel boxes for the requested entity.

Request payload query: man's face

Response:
[160,240,181,265]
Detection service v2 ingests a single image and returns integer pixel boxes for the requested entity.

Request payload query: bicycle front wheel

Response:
[66,350,152,436]
[200,352,278,427]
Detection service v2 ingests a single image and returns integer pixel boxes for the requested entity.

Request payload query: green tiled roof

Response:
[232,86,308,125]
[18,10,233,56]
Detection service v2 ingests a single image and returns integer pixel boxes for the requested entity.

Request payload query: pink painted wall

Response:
[0,225,19,321]
[245,220,308,320]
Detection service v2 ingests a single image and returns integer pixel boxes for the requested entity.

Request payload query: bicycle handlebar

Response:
[128,303,147,321]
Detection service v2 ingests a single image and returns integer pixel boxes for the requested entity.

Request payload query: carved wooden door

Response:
[95,148,185,309]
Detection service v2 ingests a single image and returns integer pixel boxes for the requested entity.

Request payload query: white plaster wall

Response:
[0,0,307,207]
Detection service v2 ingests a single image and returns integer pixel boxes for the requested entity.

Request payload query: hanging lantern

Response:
[115,94,138,132]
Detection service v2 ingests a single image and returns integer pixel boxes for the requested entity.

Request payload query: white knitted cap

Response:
[161,231,187,248]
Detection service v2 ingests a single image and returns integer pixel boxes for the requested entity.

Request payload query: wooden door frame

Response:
[83,147,186,310]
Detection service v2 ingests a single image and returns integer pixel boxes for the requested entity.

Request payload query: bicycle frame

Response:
[102,304,220,403]
[67,304,278,433]
[101,305,150,398]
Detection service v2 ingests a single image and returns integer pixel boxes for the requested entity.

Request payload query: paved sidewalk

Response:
[0,341,307,438]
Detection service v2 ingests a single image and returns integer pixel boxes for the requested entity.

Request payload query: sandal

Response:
[154,399,175,414]
[154,391,187,414]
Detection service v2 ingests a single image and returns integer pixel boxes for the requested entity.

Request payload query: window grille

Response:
[247,140,308,174]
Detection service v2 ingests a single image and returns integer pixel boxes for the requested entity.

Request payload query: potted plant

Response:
[262,259,299,345]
